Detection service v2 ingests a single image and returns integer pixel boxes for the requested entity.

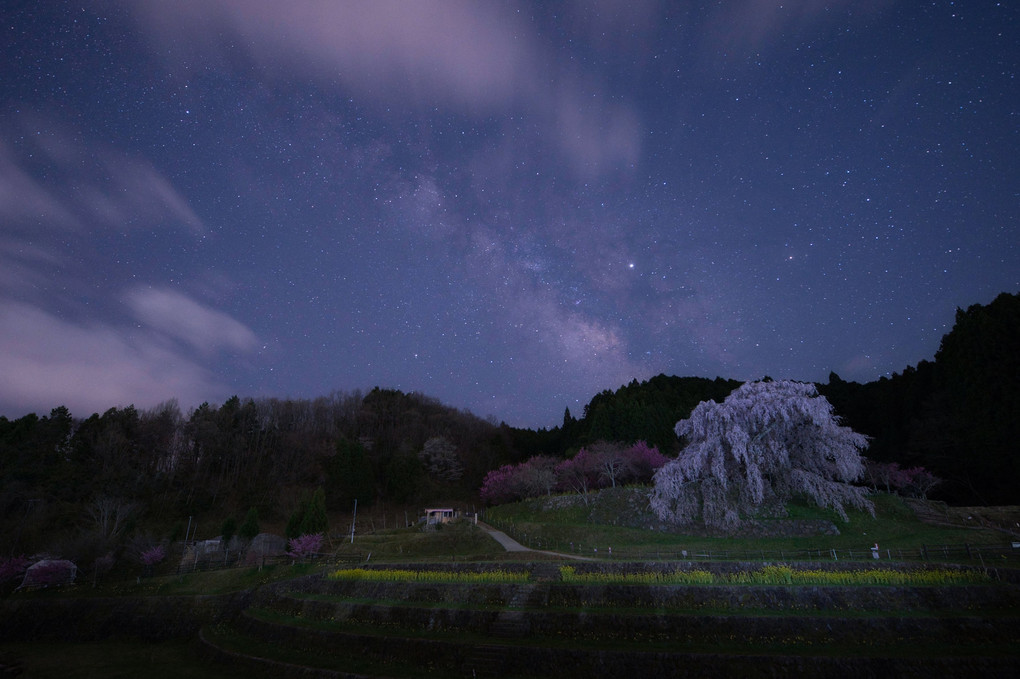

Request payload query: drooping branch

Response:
[651,380,873,530]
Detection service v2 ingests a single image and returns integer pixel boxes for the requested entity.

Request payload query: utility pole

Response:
[350,499,357,544]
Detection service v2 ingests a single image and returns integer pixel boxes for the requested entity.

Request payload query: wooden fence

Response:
[483,517,1019,565]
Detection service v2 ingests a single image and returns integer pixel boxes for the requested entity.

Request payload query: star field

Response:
[1,1,1016,427]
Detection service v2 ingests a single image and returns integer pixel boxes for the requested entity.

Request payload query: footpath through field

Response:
[477,521,593,560]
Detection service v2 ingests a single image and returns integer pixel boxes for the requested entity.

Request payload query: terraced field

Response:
[198,561,1020,678]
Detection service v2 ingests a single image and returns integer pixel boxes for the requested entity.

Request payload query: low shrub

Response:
[286,533,323,561]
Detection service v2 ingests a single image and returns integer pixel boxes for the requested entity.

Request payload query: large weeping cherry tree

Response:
[649,380,874,531]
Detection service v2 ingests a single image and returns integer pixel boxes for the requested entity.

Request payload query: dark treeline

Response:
[819,292,1020,506]
[535,293,1019,506]
[0,389,516,557]
[528,292,1018,507]
[1,292,1017,560]
[0,381,744,560]
[510,375,743,459]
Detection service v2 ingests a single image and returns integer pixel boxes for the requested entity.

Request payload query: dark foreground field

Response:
[3,558,1019,679]
[3,495,1019,678]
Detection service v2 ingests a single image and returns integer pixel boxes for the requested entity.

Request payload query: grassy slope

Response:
[483,490,1009,557]
[333,519,507,562]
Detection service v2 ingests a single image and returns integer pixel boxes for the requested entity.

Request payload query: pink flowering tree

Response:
[140,545,166,566]
[480,457,558,505]
[480,464,525,504]
[478,443,667,507]
[555,450,602,506]
[863,460,910,494]
[480,443,670,508]
[901,467,942,499]
[620,441,669,484]
[554,441,669,502]
[286,533,323,562]
[140,545,166,575]
[863,460,941,498]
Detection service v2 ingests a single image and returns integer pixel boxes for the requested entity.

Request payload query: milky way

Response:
[1,1,1016,427]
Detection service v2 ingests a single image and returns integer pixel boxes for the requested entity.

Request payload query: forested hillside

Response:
[0,389,514,557]
[820,292,1020,505]
[501,375,742,460]
[518,292,1019,506]
[1,293,1017,561]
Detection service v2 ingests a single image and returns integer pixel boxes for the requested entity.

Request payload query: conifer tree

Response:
[299,487,328,536]
[220,516,237,547]
[238,507,260,542]
[285,507,305,540]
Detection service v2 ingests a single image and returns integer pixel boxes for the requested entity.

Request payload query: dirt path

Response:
[476,521,593,560]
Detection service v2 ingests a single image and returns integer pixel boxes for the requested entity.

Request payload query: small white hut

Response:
[424,508,456,525]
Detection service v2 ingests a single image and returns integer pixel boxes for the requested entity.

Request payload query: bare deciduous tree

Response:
[86,495,135,542]
[588,441,629,488]
[418,436,464,482]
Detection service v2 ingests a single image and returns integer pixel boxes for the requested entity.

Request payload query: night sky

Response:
[1,1,1016,428]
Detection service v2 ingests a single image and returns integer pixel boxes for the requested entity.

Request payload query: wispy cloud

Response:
[704,0,892,54]
[118,0,641,177]
[82,155,203,233]
[128,0,532,110]
[0,290,258,418]
[0,137,79,229]
[125,287,260,356]
[554,87,642,178]
[0,237,65,297]
[0,115,203,235]
[0,113,207,338]
[565,0,663,50]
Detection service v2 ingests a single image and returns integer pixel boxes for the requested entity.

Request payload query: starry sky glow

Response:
[1,1,1017,427]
